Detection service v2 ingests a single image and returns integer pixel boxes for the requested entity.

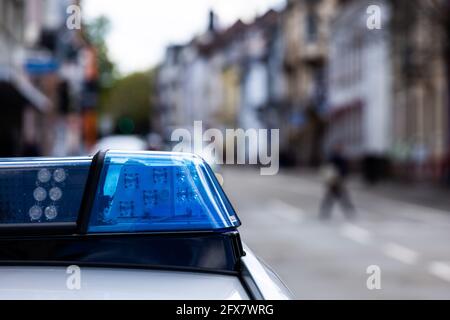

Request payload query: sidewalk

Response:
[281,167,450,214]
[353,179,450,214]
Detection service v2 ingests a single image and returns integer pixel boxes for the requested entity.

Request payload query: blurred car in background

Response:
[90,135,148,154]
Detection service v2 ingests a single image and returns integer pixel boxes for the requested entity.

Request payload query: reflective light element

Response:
[49,187,63,201]
[44,206,58,220]
[29,205,43,221]
[53,168,67,183]
[37,169,51,183]
[0,157,91,224]
[88,151,240,233]
[33,187,47,202]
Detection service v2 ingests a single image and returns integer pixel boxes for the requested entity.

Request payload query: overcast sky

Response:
[83,0,286,74]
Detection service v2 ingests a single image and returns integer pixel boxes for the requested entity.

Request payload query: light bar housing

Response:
[0,157,91,226]
[0,151,244,273]
[0,151,240,234]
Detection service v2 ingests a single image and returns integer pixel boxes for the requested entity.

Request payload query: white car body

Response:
[0,246,292,300]
[0,267,249,300]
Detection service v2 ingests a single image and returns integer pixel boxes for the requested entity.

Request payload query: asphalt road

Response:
[221,167,450,299]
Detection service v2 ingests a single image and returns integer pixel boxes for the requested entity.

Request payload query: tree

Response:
[83,15,117,87]
[105,71,155,134]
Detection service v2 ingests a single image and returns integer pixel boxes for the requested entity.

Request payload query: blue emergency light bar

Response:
[0,151,240,234]
[0,151,244,273]
[88,151,240,233]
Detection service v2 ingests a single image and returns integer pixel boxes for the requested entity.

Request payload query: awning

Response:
[0,66,50,112]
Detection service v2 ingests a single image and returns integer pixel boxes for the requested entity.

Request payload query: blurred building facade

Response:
[390,0,449,182]
[155,10,287,160]
[327,0,449,182]
[283,0,337,166]
[0,0,99,157]
[0,0,50,156]
[153,44,185,140]
[327,0,392,183]
[155,12,228,142]
[24,0,99,156]
[154,0,449,183]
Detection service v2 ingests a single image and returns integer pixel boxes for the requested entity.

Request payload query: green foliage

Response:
[82,14,155,135]
[84,15,117,87]
[105,71,154,134]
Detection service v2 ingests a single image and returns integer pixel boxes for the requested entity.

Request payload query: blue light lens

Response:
[88,151,240,233]
[0,157,91,224]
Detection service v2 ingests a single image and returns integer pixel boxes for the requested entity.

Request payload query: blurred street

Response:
[222,168,450,299]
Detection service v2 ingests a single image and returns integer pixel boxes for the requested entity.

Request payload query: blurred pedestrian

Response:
[319,144,356,220]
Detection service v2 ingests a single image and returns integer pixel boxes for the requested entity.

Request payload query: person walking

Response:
[319,144,356,220]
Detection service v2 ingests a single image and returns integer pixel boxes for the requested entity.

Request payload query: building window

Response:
[305,12,318,43]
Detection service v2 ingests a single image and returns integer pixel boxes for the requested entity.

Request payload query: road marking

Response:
[268,199,304,223]
[382,243,419,265]
[270,180,322,197]
[428,262,450,282]
[339,223,372,245]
